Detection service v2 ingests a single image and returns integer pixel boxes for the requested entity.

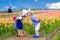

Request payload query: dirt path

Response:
[46,26,60,40]
[6,35,46,40]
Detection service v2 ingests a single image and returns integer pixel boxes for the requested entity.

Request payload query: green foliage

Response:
[54,30,60,40]
[40,19,60,36]
[0,19,60,39]
[23,23,35,35]
[0,14,60,40]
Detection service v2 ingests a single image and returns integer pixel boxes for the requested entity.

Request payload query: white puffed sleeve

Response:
[17,16,23,20]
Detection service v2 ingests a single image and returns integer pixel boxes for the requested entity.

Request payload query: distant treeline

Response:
[0,9,60,12]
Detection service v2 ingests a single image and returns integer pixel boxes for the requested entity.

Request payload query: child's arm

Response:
[14,21,17,29]
[32,16,40,22]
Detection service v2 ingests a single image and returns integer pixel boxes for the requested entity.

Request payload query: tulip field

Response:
[0,10,60,40]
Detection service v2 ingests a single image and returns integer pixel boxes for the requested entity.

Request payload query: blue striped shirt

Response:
[30,15,40,26]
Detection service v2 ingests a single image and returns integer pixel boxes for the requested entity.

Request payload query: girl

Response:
[13,9,28,37]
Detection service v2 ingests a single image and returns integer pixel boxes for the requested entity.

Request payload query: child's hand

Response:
[39,19,41,22]
[12,16,17,20]
[36,19,41,22]
[15,18,18,20]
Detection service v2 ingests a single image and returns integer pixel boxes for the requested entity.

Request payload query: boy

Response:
[13,9,28,37]
[28,10,41,38]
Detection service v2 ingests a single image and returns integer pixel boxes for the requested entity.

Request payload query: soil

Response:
[5,35,46,40]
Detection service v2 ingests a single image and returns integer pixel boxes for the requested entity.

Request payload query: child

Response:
[28,10,41,38]
[13,9,28,37]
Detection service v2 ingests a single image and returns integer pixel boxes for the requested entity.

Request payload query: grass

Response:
[40,19,60,36]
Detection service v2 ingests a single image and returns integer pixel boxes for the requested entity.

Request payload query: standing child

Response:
[13,9,28,37]
[28,10,41,38]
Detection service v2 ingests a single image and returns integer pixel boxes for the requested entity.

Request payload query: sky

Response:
[0,0,60,11]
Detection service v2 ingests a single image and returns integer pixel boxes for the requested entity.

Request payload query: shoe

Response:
[17,34,24,37]
[33,34,39,38]
[20,34,25,37]
[17,34,21,37]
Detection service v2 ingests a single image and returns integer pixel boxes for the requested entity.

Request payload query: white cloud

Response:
[46,2,60,9]
[35,0,38,2]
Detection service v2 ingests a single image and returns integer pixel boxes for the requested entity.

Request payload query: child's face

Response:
[14,18,17,20]
[23,13,28,18]
[28,11,32,17]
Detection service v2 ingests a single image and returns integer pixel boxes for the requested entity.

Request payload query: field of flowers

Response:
[0,10,60,40]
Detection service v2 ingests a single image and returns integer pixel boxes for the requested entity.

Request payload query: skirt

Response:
[15,19,23,30]
[35,23,40,31]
